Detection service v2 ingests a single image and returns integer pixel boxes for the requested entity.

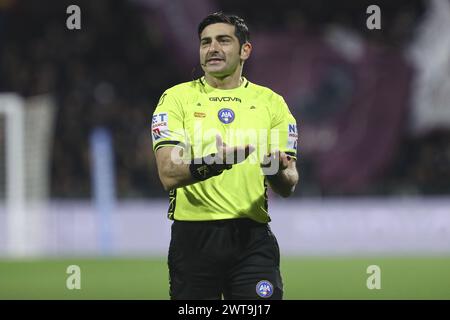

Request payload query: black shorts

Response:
[168,218,283,300]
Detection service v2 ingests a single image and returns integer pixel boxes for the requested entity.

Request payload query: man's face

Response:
[199,23,246,78]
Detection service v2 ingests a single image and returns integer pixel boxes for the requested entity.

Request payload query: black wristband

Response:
[189,153,232,181]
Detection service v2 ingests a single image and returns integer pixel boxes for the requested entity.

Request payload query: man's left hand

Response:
[261,150,293,174]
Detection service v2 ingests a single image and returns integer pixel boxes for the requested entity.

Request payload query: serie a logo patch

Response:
[256,280,273,298]
[218,108,235,124]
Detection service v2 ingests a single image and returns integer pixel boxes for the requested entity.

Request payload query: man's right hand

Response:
[215,134,255,165]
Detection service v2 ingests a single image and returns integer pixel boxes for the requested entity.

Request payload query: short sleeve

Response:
[270,95,298,159]
[151,91,187,152]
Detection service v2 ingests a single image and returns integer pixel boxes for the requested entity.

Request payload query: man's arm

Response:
[155,146,194,191]
[155,135,255,191]
[263,151,299,198]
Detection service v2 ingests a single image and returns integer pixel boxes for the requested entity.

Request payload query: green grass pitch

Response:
[0,257,449,299]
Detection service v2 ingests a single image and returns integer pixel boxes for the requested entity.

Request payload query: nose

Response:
[208,40,220,52]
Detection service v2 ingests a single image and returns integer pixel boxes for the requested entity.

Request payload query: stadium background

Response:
[0,0,450,299]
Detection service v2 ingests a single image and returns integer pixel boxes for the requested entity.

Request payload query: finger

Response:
[216,134,223,150]
[261,151,271,167]
[245,144,255,157]
[279,152,290,169]
[281,157,289,169]
[263,150,276,166]
[261,155,270,167]
[281,151,294,162]
[272,150,280,162]
[279,151,288,162]
[230,144,255,164]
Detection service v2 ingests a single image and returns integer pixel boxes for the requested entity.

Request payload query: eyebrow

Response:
[200,35,233,42]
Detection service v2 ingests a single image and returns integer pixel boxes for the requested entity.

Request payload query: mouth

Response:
[206,57,224,64]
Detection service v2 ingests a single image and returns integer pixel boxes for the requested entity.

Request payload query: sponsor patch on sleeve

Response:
[152,112,170,141]
[287,123,298,150]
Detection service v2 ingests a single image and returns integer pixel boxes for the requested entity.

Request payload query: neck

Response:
[204,68,243,90]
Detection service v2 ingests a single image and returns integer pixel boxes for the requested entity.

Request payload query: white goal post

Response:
[0,93,55,257]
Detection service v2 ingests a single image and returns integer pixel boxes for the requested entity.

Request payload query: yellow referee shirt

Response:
[152,77,298,223]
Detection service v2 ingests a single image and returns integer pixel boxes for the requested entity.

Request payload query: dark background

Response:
[1,0,448,199]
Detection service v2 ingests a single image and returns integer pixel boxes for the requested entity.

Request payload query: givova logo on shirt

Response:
[287,123,298,150]
[152,112,170,141]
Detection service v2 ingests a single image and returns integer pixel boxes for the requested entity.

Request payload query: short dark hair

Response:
[198,12,250,48]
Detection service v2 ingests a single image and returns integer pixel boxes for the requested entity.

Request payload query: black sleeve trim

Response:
[154,140,186,150]
[167,189,176,220]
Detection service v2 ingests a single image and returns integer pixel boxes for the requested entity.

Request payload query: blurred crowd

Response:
[0,0,449,198]
[1,0,180,197]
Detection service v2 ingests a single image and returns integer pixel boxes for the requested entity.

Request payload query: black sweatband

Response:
[189,153,232,181]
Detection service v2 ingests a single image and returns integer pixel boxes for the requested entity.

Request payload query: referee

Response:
[152,12,299,300]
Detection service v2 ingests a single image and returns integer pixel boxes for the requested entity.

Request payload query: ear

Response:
[240,42,252,62]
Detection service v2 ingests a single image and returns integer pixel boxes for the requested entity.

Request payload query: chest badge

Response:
[218,108,235,124]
